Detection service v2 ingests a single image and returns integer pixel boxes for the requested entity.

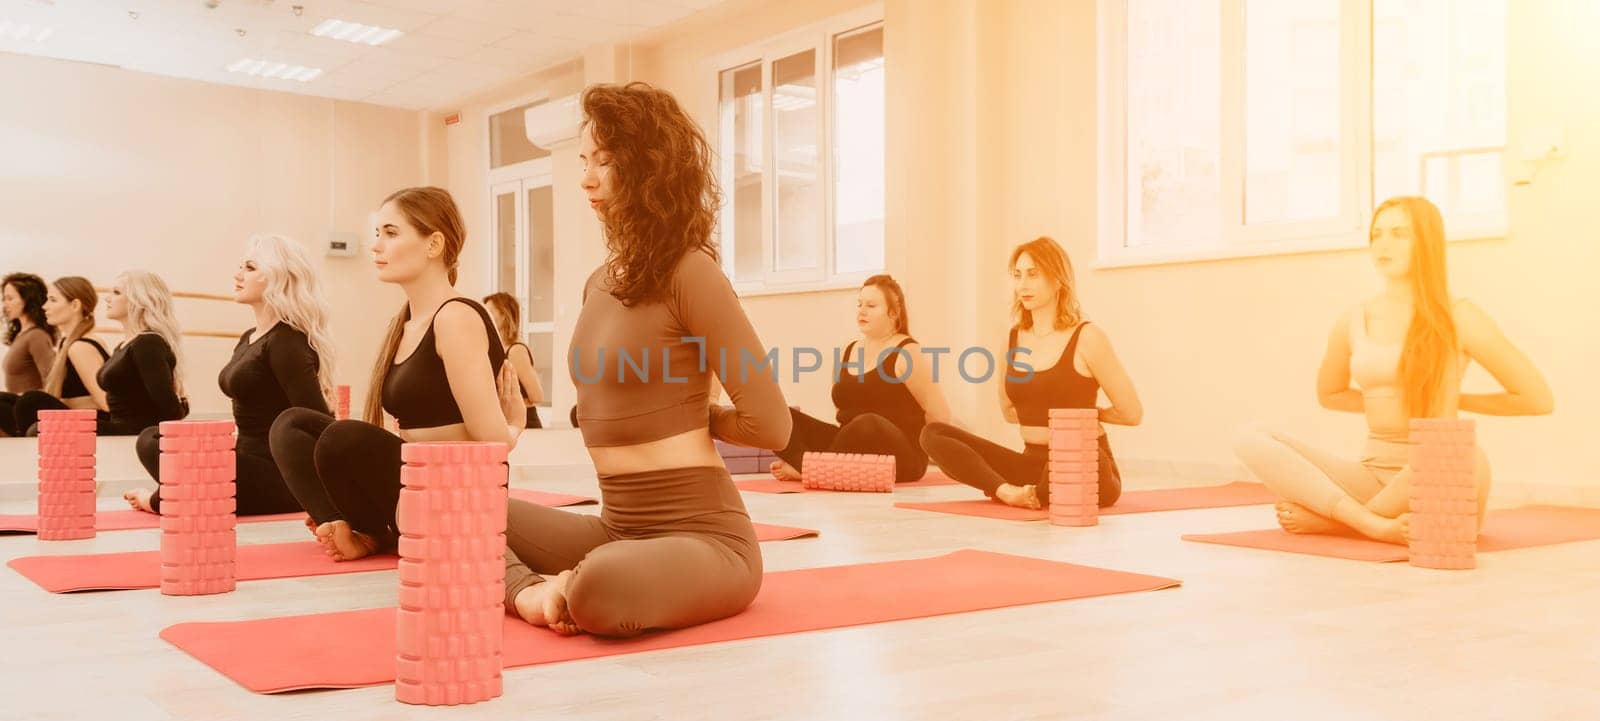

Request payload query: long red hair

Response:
[1375,196,1459,418]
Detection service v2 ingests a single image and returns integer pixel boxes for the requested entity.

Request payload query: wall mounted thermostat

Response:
[327,231,359,257]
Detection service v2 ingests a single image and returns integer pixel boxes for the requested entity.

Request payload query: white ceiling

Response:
[0,0,723,110]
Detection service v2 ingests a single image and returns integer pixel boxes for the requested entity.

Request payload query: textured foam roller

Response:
[160,419,237,437]
[800,452,896,492]
[336,385,352,420]
[395,441,508,706]
[159,421,239,596]
[159,434,237,453]
[1406,419,1478,570]
[1047,409,1098,527]
[35,410,97,541]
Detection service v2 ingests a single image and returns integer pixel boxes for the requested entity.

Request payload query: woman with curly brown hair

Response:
[0,273,57,434]
[504,82,790,638]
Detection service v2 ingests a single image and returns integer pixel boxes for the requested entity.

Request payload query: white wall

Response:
[0,53,422,415]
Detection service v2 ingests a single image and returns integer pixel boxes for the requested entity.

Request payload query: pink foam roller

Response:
[799,452,896,492]
[1407,419,1478,570]
[336,385,352,420]
[37,453,96,470]
[1047,414,1099,527]
[159,419,237,437]
[160,498,238,517]
[35,413,97,542]
[159,435,237,454]
[37,435,97,456]
[396,441,508,706]
[160,514,239,534]
[160,480,237,501]
[157,426,239,595]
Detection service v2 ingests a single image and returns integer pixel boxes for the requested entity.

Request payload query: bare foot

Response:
[123,488,155,513]
[512,570,584,635]
[994,483,1042,510]
[1363,512,1410,545]
[1275,501,1343,535]
[771,460,802,483]
[314,520,378,561]
[303,516,318,538]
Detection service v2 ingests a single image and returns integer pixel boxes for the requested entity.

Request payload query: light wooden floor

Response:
[2,437,1598,721]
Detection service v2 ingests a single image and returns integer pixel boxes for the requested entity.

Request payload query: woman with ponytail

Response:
[270,187,524,561]
[3,278,108,436]
[770,274,950,484]
[482,292,546,429]
[125,235,336,516]
[1234,197,1553,544]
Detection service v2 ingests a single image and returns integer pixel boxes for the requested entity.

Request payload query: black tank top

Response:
[832,338,926,443]
[1004,323,1098,426]
[382,298,506,429]
[61,338,108,399]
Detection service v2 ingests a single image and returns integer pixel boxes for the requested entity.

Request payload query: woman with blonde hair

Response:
[15,271,186,436]
[270,187,524,561]
[482,291,546,428]
[126,235,336,516]
[4,277,109,436]
[1234,197,1552,544]
[920,236,1143,509]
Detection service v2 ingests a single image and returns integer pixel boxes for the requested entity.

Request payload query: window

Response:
[712,8,884,293]
[486,95,556,413]
[1099,0,1507,266]
[489,100,550,168]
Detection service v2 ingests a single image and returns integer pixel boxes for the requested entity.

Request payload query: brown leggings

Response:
[504,465,762,638]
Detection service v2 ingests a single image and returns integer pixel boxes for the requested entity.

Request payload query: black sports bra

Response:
[381,298,506,430]
[1004,323,1098,427]
[61,338,109,399]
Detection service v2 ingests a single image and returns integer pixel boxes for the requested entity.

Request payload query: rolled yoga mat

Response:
[1180,505,1600,562]
[0,488,597,535]
[159,549,1181,694]
[894,481,1280,520]
[735,470,959,494]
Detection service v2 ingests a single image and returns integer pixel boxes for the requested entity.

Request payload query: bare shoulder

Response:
[433,301,488,344]
[1451,297,1496,342]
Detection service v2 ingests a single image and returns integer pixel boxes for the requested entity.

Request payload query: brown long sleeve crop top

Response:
[569,250,791,450]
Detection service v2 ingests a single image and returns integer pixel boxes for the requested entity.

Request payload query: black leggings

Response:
[135,429,302,516]
[776,408,928,484]
[919,421,1122,506]
[0,392,18,436]
[268,407,403,545]
[2,390,116,437]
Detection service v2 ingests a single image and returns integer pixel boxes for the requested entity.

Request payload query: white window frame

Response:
[705,4,885,296]
[485,92,556,410]
[1096,0,1507,270]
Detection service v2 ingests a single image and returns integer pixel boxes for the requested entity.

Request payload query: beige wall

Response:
[622,0,1599,492]
[923,0,1598,492]
[10,0,1589,492]
[0,53,421,416]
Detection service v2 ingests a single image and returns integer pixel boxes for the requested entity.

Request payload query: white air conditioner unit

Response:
[524,94,582,149]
